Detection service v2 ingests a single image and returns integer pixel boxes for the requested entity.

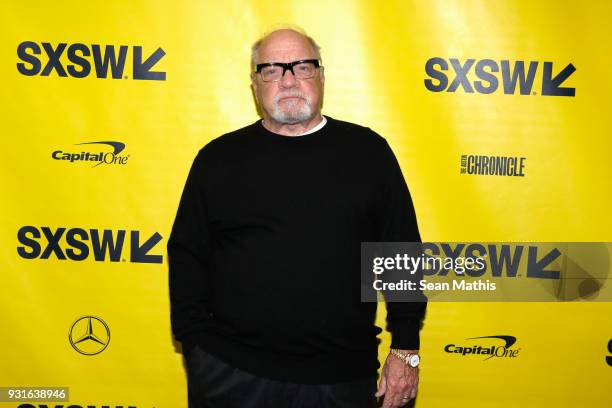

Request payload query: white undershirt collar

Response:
[299,116,327,135]
[262,116,327,136]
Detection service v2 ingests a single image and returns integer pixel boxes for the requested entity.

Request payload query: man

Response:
[168,28,426,408]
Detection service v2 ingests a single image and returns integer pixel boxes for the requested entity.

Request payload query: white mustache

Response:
[274,92,309,104]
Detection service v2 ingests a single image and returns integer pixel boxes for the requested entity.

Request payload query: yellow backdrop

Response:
[1,1,610,407]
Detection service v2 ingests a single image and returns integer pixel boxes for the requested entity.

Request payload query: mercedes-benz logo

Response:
[69,316,110,355]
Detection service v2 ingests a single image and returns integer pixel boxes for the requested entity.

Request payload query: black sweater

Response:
[168,116,426,384]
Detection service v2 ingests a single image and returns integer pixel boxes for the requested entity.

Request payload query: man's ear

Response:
[250,73,259,103]
[319,67,325,84]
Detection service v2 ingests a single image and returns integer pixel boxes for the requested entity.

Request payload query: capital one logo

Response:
[17,41,166,80]
[444,335,521,360]
[425,58,575,96]
[52,141,130,167]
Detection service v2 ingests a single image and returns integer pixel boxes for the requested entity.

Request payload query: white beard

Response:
[269,92,315,124]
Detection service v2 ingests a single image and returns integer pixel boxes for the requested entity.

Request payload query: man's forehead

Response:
[257,34,316,63]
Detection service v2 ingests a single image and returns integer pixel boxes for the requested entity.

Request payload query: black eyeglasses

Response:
[254,59,321,82]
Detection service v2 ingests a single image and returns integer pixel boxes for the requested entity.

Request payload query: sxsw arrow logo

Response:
[424,58,576,96]
[133,46,166,80]
[17,226,164,264]
[542,62,575,96]
[527,246,561,279]
[17,41,166,81]
[130,231,163,263]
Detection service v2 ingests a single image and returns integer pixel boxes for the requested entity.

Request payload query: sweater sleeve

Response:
[376,138,427,350]
[168,148,213,352]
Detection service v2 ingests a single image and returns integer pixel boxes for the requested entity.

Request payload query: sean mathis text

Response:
[373,279,497,291]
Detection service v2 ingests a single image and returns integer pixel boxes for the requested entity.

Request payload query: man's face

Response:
[251,31,324,125]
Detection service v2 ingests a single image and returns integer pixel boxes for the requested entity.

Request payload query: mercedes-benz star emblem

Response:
[69,316,110,355]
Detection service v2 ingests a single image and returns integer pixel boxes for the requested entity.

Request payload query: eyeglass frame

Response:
[253,59,322,82]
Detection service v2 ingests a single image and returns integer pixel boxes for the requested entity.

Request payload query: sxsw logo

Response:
[17,226,163,264]
[424,58,575,96]
[422,243,561,279]
[17,41,165,80]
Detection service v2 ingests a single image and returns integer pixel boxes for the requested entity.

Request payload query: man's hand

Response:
[375,349,419,408]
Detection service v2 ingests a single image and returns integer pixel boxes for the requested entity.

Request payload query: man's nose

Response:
[279,67,298,87]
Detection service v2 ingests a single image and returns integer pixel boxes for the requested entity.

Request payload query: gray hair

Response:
[250,27,322,72]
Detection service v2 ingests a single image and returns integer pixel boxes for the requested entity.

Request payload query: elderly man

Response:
[168,28,426,408]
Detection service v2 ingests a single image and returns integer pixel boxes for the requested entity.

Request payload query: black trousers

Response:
[185,344,379,408]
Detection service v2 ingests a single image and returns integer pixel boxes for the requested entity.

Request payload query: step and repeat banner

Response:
[1,1,610,407]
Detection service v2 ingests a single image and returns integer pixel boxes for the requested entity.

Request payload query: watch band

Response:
[390,348,420,367]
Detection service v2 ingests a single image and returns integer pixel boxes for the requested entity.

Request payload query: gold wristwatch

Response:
[390,349,420,367]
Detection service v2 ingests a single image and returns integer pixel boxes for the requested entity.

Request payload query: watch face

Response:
[409,354,420,367]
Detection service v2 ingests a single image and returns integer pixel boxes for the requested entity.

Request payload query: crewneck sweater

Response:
[168,115,426,384]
